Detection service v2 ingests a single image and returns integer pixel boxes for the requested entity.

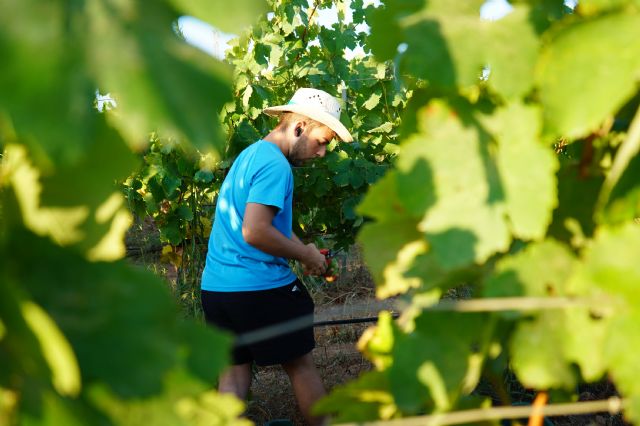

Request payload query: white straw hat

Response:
[263,88,353,142]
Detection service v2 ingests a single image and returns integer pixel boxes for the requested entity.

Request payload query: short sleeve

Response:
[246,160,291,211]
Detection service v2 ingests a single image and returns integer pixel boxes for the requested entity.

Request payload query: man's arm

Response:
[291,232,304,245]
[243,202,326,274]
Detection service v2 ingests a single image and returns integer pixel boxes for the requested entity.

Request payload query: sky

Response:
[97,1,576,111]
[179,0,577,60]
[178,16,236,60]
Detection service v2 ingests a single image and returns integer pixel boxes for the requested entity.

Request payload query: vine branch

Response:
[294,0,320,63]
[596,104,640,212]
[337,397,626,426]
[406,296,598,313]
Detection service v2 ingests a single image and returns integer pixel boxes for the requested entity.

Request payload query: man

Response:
[201,88,353,426]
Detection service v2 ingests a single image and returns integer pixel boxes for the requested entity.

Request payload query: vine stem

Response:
[596,104,640,212]
[336,397,625,426]
[528,391,548,426]
[236,296,601,345]
[406,296,596,312]
[294,1,319,63]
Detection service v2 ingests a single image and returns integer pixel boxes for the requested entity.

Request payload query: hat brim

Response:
[263,105,353,142]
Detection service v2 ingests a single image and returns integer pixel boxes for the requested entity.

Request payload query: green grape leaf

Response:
[314,176,331,197]
[0,281,74,402]
[407,253,483,294]
[86,1,233,153]
[485,240,607,386]
[0,0,95,168]
[232,120,261,152]
[563,306,609,382]
[481,102,558,240]
[174,390,252,426]
[395,151,436,219]
[358,311,396,370]
[88,371,249,426]
[401,14,483,91]
[597,111,640,215]
[162,174,182,199]
[342,197,359,220]
[513,307,609,389]
[548,168,603,245]
[357,220,423,297]
[366,0,417,62]
[18,387,94,426]
[358,170,405,222]
[327,155,352,173]
[169,0,267,34]
[572,222,640,421]
[510,312,577,389]
[161,222,184,245]
[352,0,368,24]
[20,301,81,397]
[375,3,538,98]
[363,93,382,110]
[419,12,483,90]
[2,144,134,261]
[9,230,174,397]
[313,371,397,423]
[389,312,490,413]
[349,172,365,189]
[407,101,511,268]
[484,239,577,298]
[242,85,254,110]
[486,6,540,99]
[333,171,351,187]
[601,152,640,225]
[3,227,241,424]
[176,205,194,221]
[39,116,139,208]
[420,0,486,15]
[176,154,196,177]
[357,169,426,296]
[194,170,214,183]
[365,164,386,185]
[368,122,394,133]
[536,12,640,139]
[176,318,232,385]
[576,0,635,16]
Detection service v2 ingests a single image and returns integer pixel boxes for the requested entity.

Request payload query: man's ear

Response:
[294,120,305,137]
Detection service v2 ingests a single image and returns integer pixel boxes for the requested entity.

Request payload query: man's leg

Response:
[282,353,327,426]
[218,363,252,400]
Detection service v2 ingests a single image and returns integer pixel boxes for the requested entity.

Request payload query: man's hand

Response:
[301,243,328,276]
[243,204,330,272]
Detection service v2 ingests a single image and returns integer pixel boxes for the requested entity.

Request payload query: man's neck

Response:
[263,128,291,159]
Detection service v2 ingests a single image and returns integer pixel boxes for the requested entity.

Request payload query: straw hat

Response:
[263,88,353,142]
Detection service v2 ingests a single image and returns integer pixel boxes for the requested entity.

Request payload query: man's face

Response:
[288,124,335,166]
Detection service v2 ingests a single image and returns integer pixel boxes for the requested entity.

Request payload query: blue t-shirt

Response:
[201,140,297,291]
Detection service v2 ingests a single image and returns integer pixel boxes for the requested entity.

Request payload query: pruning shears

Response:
[319,249,339,282]
[303,249,339,282]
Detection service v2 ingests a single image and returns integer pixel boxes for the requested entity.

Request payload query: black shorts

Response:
[201,279,315,366]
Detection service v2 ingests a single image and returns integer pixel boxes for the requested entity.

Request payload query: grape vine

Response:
[316,0,640,423]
